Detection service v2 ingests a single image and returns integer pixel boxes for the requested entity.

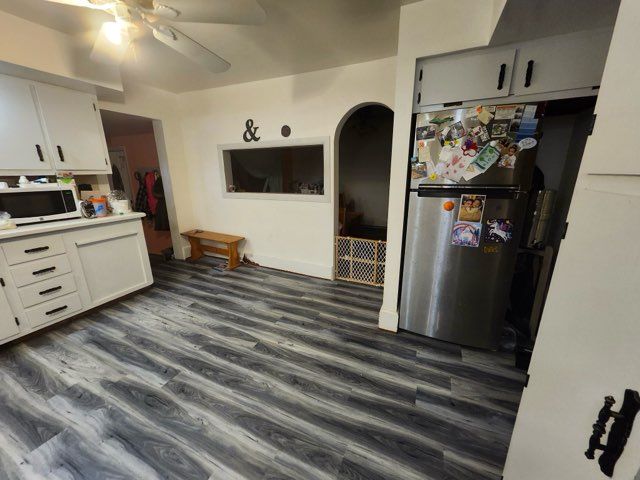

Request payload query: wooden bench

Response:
[181,229,245,270]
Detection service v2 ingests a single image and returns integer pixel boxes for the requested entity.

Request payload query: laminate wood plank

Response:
[0,258,524,479]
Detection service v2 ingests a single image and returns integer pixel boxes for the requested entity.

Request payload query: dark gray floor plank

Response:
[0,258,524,479]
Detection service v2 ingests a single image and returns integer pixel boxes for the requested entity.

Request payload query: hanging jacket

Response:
[134,171,150,215]
[145,171,158,215]
[152,176,170,231]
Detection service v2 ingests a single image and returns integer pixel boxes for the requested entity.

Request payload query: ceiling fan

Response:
[44,0,267,72]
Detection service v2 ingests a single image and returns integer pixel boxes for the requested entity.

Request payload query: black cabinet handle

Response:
[497,63,506,90]
[33,266,56,276]
[525,60,534,88]
[57,145,65,162]
[36,144,44,162]
[25,246,49,254]
[46,305,68,316]
[39,286,63,296]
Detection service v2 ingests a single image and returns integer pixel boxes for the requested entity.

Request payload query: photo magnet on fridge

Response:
[458,194,486,222]
[498,143,520,169]
[484,219,513,243]
[416,125,436,141]
[490,119,511,138]
[451,221,482,248]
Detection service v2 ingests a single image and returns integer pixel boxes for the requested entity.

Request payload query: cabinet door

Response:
[512,29,613,96]
[0,75,53,172]
[35,83,110,172]
[419,48,515,106]
[72,223,152,306]
[0,286,20,342]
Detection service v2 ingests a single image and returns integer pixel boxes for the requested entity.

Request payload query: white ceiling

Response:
[0,0,418,93]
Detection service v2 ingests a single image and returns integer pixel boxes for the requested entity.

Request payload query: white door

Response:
[511,29,613,97]
[0,74,53,173]
[35,83,110,172]
[0,285,20,342]
[418,47,516,106]
[504,2,640,478]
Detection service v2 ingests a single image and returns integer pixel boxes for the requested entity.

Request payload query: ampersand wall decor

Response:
[242,119,261,142]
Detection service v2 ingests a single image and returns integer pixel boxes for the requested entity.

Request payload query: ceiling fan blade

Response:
[149,0,266,25]
[149,24,230,73]
[90,22,131,65]
[44,0,115,10]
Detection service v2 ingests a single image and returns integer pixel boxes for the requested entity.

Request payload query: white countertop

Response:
[0,212,146,240]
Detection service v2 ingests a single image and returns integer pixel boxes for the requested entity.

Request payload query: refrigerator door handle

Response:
[416,184,524,199]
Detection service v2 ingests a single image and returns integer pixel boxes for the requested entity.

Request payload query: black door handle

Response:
[35,144,44,162]
[585,389,640,477]
[25,246,50,254]
[33,266,56,276]
[39,286,63,296]
[525,60,535,88]
[497,63,506,90]
[46,305,68,316]
[57,145,65,162]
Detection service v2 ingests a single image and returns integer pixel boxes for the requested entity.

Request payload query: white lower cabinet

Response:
[0,286,20,342]
[0,216,152,345]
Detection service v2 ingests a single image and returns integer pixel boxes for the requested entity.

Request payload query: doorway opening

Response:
[334,104,394,286]
[507,95,597,363]
[100,110,173,260]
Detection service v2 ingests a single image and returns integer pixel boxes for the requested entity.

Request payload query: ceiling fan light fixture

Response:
[86,0,117,10]
[151,2,180,19]
[102,21,125,45]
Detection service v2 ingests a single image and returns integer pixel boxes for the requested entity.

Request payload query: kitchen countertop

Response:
[0,212,146,240]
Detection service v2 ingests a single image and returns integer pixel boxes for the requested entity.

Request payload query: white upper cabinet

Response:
[418,48,516,106]
[511,29,613,96]
[0,74,53,173]
[35,83,110,173]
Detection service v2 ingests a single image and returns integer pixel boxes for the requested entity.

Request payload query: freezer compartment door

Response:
[400,190,526,349]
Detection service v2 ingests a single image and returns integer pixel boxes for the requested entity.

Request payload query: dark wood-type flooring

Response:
[0,257,525,479]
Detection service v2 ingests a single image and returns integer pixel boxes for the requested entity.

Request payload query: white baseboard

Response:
[249,253,333,279]
[378,306,399,332]
[178,244,190,260]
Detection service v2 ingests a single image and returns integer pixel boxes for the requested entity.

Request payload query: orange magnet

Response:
[443,201,455,211]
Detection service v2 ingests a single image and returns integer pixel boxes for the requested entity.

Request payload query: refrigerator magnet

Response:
[518,137,537,150]
[498,144,520,169]
[451,221,482,248]
[458,194,486,223]
[484,219,513,243]
[490,119,511,138]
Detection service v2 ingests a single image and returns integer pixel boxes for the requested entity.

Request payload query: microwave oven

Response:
[0,185,81,225]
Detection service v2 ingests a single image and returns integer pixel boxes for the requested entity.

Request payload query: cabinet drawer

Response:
[2,235,66,265]
[18,273,77,309]
[25,292,82,328]
[10,254,72,287]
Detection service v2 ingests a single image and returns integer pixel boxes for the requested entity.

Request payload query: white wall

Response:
[177,57,396,278]
[503,1,640,478]
[379,0,507,330]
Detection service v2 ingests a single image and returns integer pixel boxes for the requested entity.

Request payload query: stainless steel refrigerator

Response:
[399,104,539,349]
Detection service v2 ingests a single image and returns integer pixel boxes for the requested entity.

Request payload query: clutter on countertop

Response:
[0,212,16,230]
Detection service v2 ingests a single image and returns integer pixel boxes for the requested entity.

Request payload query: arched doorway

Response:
[334,104,394,285]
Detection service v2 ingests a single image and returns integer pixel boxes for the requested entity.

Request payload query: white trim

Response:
[378,306,399,332]
[248,252,332,279]
[218,137,331,203]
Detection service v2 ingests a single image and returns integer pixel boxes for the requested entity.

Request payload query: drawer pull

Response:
[25,246,50,254]
[39,286,63,296]
[45,305,68,316]
[33,266,56,276]
[57,145,65,162]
